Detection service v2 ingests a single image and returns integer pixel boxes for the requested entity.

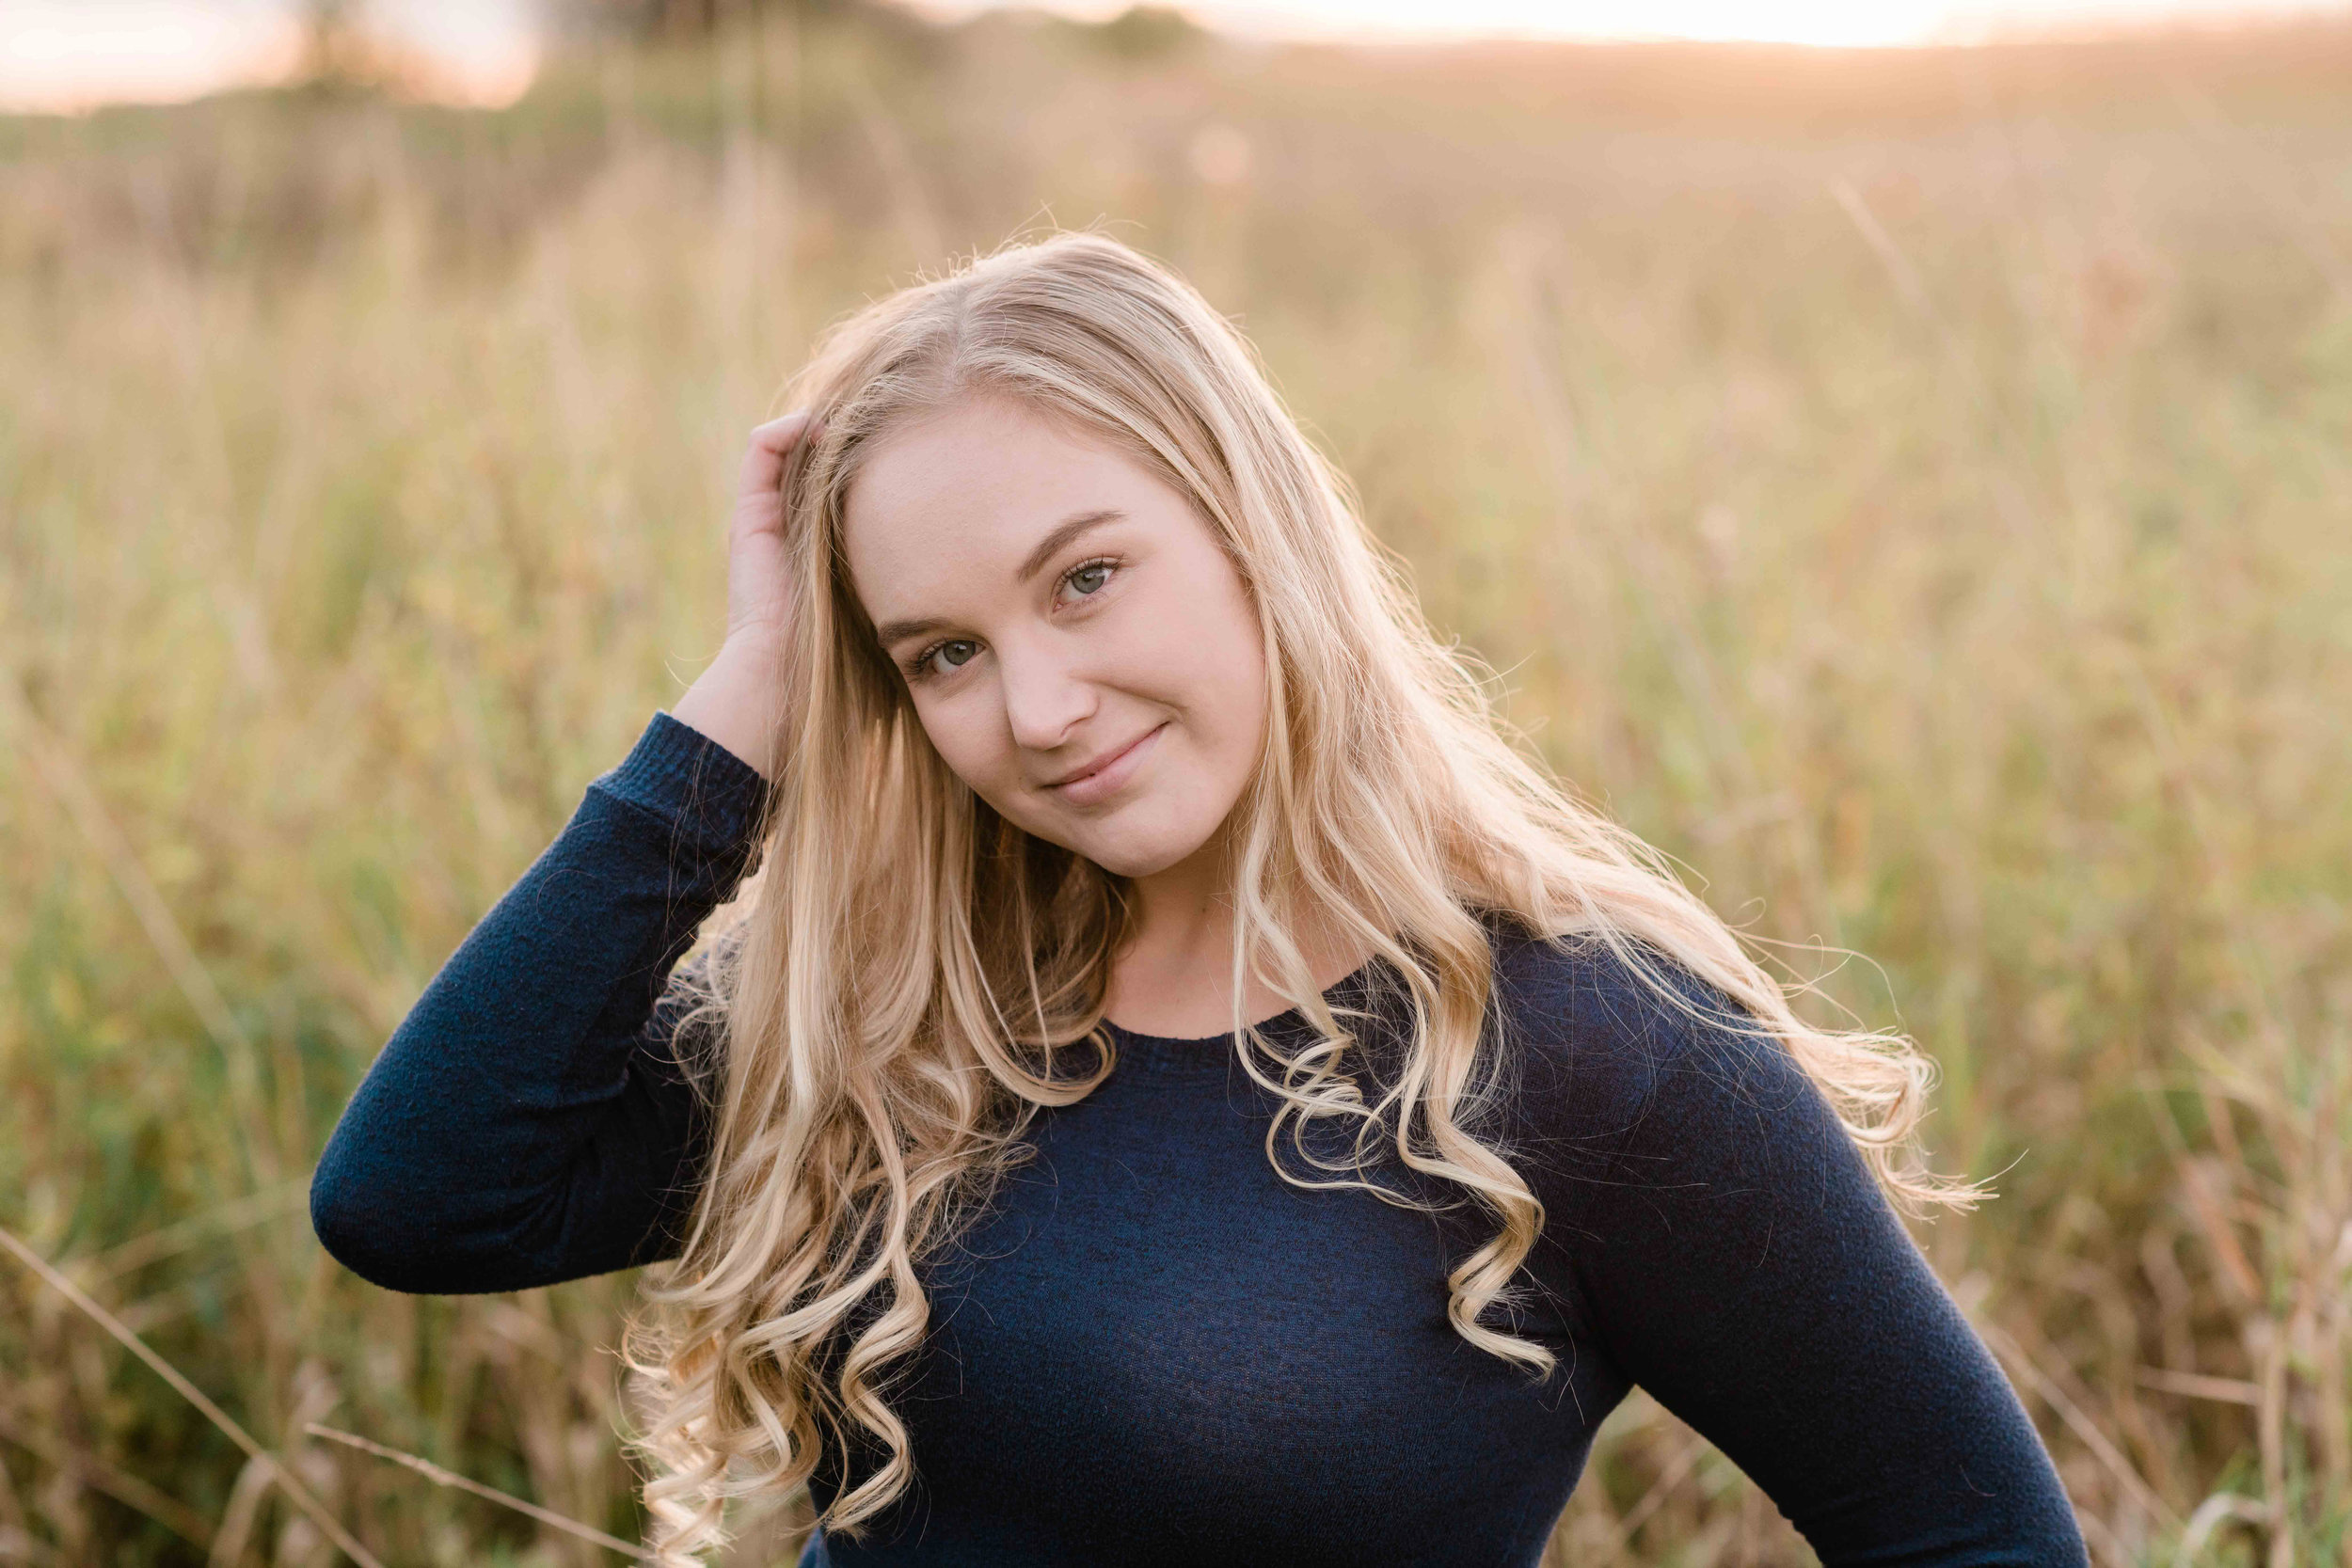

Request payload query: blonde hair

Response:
[622,231,1970,1561]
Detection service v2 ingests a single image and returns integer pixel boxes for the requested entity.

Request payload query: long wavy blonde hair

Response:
[622,231,1971,1561]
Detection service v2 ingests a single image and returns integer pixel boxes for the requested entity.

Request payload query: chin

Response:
[1080,844,1184,879]
[1057,832,1180,880]
[1056,809,1219,881]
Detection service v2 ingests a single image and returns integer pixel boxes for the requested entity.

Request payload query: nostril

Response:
[997,663,1099,755]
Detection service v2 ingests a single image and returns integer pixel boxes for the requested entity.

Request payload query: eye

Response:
[1061,558,1116,599]
[911,638,979,680]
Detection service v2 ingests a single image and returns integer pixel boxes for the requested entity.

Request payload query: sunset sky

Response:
[3,0,2342,112]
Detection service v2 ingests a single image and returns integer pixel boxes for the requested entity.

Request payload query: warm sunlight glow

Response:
[4,0,2340,114]
[0,2,300,113]
[0,0,537,115]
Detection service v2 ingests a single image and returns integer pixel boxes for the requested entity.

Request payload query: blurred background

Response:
[3,0,2349,1563]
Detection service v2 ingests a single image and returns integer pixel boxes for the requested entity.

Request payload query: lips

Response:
[1046,723,1167,805]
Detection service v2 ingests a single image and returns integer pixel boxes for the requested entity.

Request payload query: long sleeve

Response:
[310,712,767,1294]
[1506,949,2087,1564]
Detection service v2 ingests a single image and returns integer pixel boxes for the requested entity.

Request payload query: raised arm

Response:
[1518,952,2087,1563]
[311,413,812,1294]
[308,714,766,1292]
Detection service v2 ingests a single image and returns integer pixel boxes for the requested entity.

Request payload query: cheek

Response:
[910,698,1008,798]
[1187,578,1267,724]
[1129,578,1266,776]
[1197,628,1266,755]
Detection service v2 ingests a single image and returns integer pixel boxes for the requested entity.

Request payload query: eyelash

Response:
[903,556,1121,683]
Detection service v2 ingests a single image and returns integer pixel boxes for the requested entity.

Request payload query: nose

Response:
[996,636,1097,756]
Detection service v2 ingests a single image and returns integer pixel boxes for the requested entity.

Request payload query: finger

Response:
[738,411,816,495]
[751,410,814,453]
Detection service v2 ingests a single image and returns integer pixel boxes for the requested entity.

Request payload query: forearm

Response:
[310,714,766,1293]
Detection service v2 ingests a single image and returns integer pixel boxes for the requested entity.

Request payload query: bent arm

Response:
[310,713,767,1294]
[1530,968,2085,1564]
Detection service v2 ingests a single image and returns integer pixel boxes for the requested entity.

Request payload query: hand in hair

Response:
[671,411,816,779]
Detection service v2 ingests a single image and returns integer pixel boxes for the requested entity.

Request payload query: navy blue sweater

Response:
[310,714,2086,1566]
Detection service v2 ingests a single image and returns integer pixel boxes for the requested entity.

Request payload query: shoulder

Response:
[1473,916,1825,1179]
[1472,918,1897,1304]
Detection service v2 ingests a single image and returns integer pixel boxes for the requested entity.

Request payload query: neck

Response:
[1102,829,1369,1039]
[1120,832,1239,989]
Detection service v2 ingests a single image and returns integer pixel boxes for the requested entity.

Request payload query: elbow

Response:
[309,1137,475,1294]
[309,1138,594,1295]
[309,1154,421,1292]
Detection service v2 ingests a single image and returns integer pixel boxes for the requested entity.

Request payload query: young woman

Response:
[311,233,2086,1566]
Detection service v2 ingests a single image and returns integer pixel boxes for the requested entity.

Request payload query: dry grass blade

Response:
[2137,1367,2263,1407]
[1,686,253,1068]
[0,1227,384,1568]
[2169,1492,2272,1568]
[1,681,278,1187]
[1980,1319,2181,1532]
[1603,1432,1708,1558]
[303,1424,656,1560]
[78,1180,313,1286]
[1827,178,1936,325]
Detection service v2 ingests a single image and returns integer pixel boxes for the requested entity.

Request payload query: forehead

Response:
[840,399,1168,609]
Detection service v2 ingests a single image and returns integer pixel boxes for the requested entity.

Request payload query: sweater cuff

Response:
[591,711,769,858]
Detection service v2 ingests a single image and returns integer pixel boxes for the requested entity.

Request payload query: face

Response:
[842,397,1268,881]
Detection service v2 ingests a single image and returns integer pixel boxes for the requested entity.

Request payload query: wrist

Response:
[717,624,788,665]
[673,637,787,780]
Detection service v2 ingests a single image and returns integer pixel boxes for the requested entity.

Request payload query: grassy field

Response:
[4,7,2350,1563]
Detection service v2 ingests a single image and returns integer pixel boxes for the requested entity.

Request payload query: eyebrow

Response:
[872,612,950,651]
[872,508,1127,650]
[1018,508,1125,585]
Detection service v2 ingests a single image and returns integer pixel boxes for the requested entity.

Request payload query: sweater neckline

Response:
[1099,956,1388,1069]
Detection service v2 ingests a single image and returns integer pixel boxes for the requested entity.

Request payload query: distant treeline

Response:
[554,0,1203,58]
[522,0,2352,129]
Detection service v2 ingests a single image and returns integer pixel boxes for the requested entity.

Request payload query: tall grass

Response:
[2,11,2348,1564]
